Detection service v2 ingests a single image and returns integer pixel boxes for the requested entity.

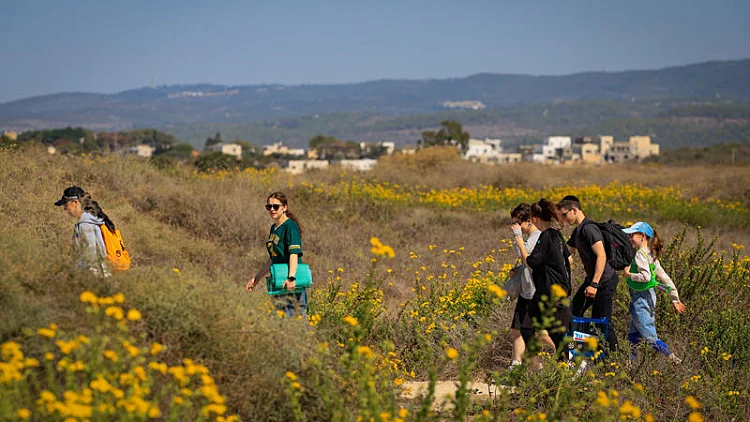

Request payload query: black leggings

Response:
[571,273,619,353]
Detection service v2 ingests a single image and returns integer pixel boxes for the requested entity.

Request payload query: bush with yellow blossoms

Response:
[0,291,239,422]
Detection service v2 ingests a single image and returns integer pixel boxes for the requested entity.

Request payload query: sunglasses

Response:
[265,204,282,211]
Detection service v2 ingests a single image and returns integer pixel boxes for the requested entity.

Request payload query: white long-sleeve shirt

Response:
[630,247,680,303]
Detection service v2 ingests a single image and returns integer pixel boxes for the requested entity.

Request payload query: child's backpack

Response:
[100,225,131,271]
[583,220,635,271]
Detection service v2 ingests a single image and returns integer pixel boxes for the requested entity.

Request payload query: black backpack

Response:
[582,220,635,271]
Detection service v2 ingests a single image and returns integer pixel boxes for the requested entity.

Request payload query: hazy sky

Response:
[2,0,749,103]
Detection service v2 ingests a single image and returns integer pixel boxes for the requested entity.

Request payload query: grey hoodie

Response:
[73,212,111,277]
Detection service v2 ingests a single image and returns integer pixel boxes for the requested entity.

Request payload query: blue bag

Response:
[266,263,312,296]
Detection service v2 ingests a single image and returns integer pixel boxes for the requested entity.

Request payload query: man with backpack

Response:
[558,195,620,353]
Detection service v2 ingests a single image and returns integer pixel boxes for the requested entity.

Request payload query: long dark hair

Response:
[531,198,561,228]
[80,191,115,232]
[268,191,302,233]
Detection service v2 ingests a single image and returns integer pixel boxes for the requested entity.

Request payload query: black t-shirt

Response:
[526,228,572,298]
[567,217,616,282]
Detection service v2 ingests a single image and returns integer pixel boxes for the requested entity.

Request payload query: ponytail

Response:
[650,230,663,260]
[285,211,302,233]
[80,192,115,232]
[531,198,561,228]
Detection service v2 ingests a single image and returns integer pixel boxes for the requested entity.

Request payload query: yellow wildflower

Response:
[619,400,641,418]
[445,347,459,360]
[150,343,165,355]
[685,396,702,409]
[551,284,567,298]
[104,306,124,320]
[596,391,611,407]
[688,412,704,422]
[487,284,507,298]
[343,316,358,326]
[126,309,142,321]
[37,328,56,338]
[79,291,97,303]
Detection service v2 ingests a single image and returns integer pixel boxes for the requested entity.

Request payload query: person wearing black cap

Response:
[557,195,619,353]
[55,186,112,277]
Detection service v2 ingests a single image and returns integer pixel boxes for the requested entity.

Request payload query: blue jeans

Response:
[628,289,671,357]
[274,289,308,320]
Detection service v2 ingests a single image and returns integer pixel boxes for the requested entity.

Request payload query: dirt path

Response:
[401,380,502,409]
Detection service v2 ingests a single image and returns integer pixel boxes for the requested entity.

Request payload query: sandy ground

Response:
[401,380,505,410]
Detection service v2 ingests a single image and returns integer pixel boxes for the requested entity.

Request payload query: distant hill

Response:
[645,143,750,166]
[1,59,749,137]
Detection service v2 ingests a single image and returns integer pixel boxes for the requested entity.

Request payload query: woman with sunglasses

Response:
[246,192,307,318]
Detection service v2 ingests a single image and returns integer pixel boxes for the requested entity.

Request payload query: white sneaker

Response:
[574,360,588,378]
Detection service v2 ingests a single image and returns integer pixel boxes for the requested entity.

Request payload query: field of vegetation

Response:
[1,145,749,421]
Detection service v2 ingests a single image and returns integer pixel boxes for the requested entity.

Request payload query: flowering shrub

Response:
[0,292,239,422]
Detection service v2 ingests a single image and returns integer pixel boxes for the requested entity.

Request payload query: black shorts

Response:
[512,297,536,343]
[511,296,535,331]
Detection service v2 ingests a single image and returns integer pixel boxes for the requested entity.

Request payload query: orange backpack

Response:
[100,225,131,271]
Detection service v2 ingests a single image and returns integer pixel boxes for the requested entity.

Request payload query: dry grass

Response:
[1,145,749,420]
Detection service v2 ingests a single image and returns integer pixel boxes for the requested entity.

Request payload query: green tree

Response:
[420,120,470,152]
[232,139,261,159]
[163,143,195,160]
[308,134,337,150]
[204,132,223,150]
[194,151,237,172]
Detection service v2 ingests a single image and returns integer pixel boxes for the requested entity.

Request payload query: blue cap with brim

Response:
[622,222,654,238]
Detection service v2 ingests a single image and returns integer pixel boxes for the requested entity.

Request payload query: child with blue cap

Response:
[622,222,686,364]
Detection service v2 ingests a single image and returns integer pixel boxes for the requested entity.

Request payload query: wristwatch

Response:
[288,276,296,282]
[590,282,600,288]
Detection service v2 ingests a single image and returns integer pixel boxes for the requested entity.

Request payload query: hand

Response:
[281,278,296,292]
[624,270,632,278]
[673,301,686,314]
[511,223,523,238]
[246,277,257,293]
[509,269,517,278]
[584,286,598,298]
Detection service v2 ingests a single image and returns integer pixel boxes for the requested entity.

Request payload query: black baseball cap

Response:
[54,186,86,206]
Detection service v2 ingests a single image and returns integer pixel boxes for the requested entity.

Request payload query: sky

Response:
[1,0,749,103]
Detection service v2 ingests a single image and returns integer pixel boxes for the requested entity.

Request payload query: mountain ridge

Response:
[2,58,749,148]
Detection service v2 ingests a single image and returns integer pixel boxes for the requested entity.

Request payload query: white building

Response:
[496,153,523,164]
[124,144,155,158]
[339,159,378,172]
[263,141,305,157]
[534,136,573,163]
[381,142,395,155]
[463,138,504,164]
[531,145,547,164]
[287,159,330,175]
[547,136,572,149]
[206,143,242,159]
